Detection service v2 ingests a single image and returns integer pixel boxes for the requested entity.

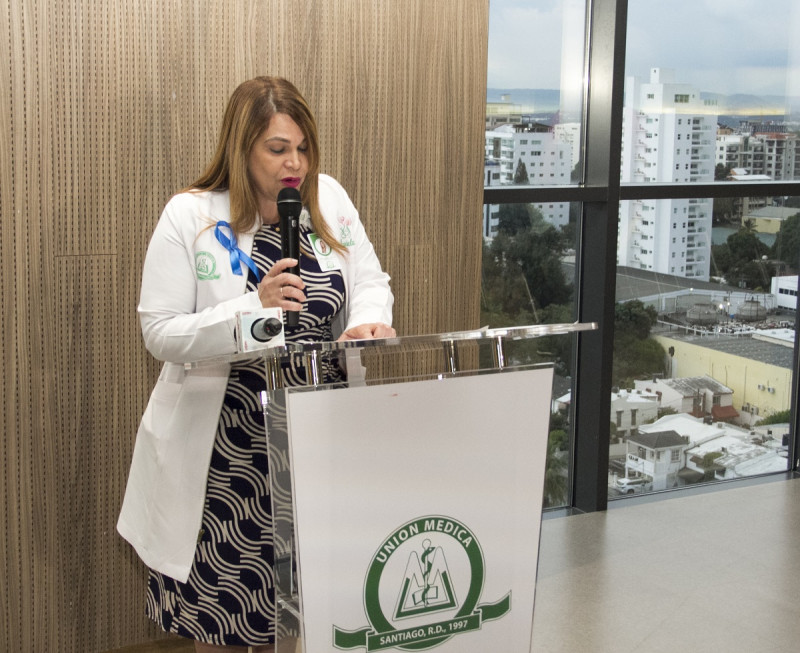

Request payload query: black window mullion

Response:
[570,0,629,512]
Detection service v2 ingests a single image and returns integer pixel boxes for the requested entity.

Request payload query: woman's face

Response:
[248,112,309,219]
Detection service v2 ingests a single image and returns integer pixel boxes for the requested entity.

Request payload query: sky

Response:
[488,0,800,99]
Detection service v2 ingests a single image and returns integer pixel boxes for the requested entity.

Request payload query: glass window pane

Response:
[610,197,798,498]
[481,202,579,509]
[485,0,588,510]
[486,0,587,188]
[624,0,800,185]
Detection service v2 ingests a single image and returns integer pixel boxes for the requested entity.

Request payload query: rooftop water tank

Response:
[686,302,720,325]
[735,299,766,322]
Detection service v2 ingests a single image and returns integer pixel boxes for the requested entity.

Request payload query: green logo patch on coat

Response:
[195,251,220,280]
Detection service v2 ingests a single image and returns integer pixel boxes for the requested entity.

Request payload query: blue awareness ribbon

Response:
[214,221,262,282]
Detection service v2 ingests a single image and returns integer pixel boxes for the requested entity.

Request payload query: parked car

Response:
[615,477,652,494]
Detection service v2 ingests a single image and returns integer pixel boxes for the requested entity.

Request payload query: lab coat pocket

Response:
[141,366,185,441]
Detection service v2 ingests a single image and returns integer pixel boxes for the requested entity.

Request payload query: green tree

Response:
[496,202,531,236]
[613,337,667,389]
[483,206,572,316]
[513,159,530,185]
[612,300,665,388]
[771,213,800,270]
[571,160,582,183]
[537,303,575,375]
[710,243,734,278]
[714,163,732,181]
[727,227,768,260]
[543,431,568,508]
[481,206,574,371]
[615,300,658,340]
[712,196,736,225]
[756,409,791,426]
[711,227,773,289]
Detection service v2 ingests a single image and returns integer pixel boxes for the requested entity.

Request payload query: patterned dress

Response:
[146,221,346,646]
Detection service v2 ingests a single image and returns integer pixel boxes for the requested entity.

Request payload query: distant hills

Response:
[487,88,560,114]
[488,88,800,126]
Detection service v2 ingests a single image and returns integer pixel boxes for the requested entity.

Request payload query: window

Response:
[486,0,800,512]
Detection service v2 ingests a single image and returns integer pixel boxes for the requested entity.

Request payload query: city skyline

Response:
[489,0,800,100]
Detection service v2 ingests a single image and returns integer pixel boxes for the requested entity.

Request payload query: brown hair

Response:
[189,76,345,254]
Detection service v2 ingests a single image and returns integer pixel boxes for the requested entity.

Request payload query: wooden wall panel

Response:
[1,1,488,651]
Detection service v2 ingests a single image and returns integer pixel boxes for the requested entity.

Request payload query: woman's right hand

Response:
[257,258,305,314]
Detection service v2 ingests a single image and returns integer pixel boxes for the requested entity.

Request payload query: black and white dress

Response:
[146,221,345,646]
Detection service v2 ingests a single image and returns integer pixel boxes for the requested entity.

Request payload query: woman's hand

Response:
[257,258,305,315]
[337,323,396,341]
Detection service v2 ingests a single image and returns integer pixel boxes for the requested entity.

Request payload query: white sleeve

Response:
[137,198,261,363]
[342,211,395,331]
[319,177,394,330]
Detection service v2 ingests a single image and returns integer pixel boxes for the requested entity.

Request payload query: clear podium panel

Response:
[269,363,554,653]
[261,388,303,651]
[185,322,596,653]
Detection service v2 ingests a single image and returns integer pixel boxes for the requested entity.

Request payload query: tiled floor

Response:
[108,477,800,653]
[531,476,800,652]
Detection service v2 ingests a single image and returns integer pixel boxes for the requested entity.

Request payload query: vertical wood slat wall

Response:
[0,1,488,651]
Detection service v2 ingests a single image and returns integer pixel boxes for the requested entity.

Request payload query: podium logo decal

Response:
[333,516,511,651]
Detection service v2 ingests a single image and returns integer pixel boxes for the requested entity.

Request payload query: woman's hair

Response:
[190,76,344,254]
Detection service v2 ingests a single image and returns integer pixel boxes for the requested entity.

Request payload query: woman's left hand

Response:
[337,323,396,341]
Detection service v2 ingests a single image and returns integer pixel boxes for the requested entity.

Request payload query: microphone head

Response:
[251,316,283,342]
[277,187,303,219]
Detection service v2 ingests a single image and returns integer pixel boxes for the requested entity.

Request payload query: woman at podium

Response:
[117,76,395,652]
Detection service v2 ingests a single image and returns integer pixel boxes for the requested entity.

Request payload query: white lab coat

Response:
[117,174,393,582]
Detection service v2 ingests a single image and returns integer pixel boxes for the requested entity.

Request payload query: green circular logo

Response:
[195,251,220,280]
[333,515,511,651]
[363,516,484,650]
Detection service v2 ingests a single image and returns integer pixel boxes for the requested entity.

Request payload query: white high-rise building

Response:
[484,124,573,238]
[619,68,717,280]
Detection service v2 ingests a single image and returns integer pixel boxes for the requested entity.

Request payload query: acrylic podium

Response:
[192,322,595,653]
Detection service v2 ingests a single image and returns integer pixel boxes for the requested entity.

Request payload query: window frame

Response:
[483,0,800,512]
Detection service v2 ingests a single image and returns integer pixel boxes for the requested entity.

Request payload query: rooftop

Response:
[612,266,740,303]
[629,429,686,449]
[657,375,733,396]
[657,332,794,369]
[745,206,800,220]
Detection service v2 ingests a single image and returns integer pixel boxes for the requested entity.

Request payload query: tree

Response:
[612,300,666,388]
[496,202,531,236]
[714,163,732,181]
[772,212,800,270]
[756,409,791,426]
[513,159,530,185]
[711,227,773,289]
[614,300,658,340]
[727,227,768,261]
[712,196,735,225]
[612,337,667,389]
[537,303,575,375]
[481,206,574,371]
[543,430,568,508]
[483,206,572,316]
[571,160,582,183]
[710,243,734,278]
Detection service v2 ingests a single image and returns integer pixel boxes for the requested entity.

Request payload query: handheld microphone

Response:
[277,187,303,327]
